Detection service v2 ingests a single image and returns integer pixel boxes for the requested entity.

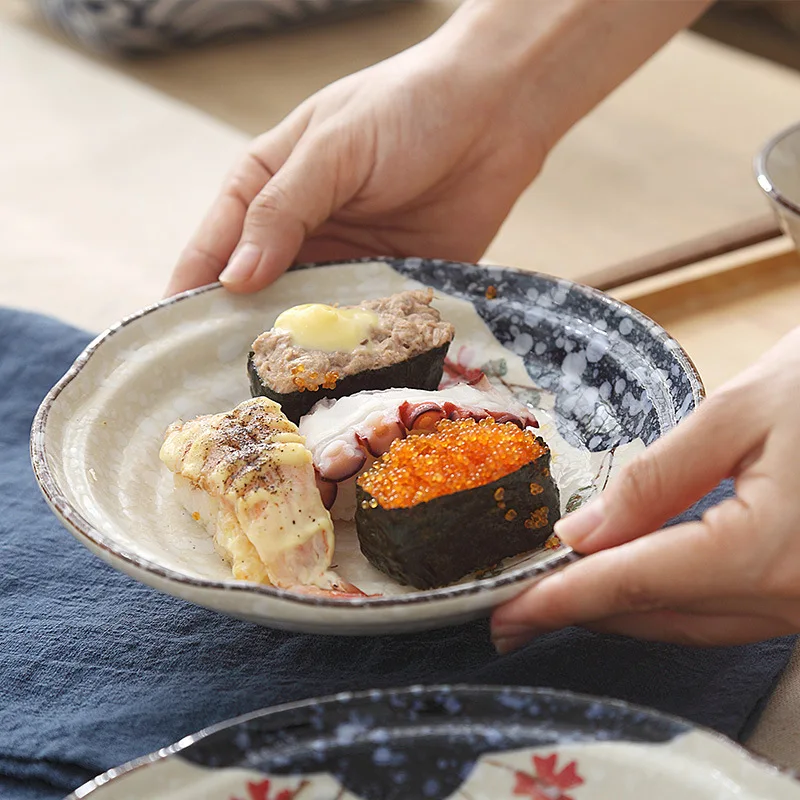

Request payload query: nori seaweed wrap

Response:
[248,344,450,425]
[355,417,560,589]
[248,289,454,424]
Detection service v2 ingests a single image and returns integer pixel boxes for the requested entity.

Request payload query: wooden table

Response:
[5,0,800,298]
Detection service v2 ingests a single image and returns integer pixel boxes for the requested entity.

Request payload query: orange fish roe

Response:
[290,365,339,392]
[321,371,339,390]
[357,417,547,509]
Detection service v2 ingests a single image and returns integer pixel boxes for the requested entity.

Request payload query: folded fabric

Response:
[0,307,794,800]
[35,0,386,55]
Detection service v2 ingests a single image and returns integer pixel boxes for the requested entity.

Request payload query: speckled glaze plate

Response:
[68,686,799,799]
[31,259,703,635]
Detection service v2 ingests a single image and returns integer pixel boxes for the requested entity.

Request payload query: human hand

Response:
[492,326,800,652]
[166,0,710,297]
[165,4,549,296]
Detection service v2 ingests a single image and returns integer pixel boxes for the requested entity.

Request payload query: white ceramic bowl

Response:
[755,121,800,250]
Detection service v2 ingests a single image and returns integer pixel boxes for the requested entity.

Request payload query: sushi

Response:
[159,396,359,594]
[248,289,455,423]
[354,416,560,589]
[298,378,539,521]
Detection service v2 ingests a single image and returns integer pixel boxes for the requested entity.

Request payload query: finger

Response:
[165,188,252,297]
[492,508,759,645]
[555,388,764,553]
[166,116,309,297]
[166,147,278,297]
[493,609,792,652]
[219,130,365,293]
[585,610,795,646]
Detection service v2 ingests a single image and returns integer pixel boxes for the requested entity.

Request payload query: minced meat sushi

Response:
[248,289,454,423]
[355,417,560,589]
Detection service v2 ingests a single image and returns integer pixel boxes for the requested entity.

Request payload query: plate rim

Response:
[30,258,704,611]
[65,683,796,800]
[754,119,800,218]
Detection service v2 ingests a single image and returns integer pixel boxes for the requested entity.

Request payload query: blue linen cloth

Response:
[0,307,794,800]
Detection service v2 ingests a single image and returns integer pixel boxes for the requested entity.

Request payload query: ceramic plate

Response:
[67,685,799,799]
[31,258,703,635]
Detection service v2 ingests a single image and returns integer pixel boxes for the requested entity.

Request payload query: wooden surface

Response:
[4,0,800,288]
[0,18,247,328]
[581,213,782,291]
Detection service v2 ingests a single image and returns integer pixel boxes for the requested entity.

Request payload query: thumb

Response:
[220,132,361,293]
[556,388,760,554]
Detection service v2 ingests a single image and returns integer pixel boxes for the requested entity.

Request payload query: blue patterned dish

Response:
[31,259,703,635]
[38,0,382,54]
[382,257,701,451]
[68,685,799,799]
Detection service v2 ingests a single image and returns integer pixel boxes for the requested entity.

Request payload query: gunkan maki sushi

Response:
[355,417,560,589]
[248,289,455,423]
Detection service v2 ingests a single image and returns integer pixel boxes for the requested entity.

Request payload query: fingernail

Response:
[492,630,540,655]
[491,623,542,654]
[220,243,261,285]
[554,497,606,548]
[493,635,520,655]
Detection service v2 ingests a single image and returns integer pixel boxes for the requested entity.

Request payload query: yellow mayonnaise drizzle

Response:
[273,303,378,352]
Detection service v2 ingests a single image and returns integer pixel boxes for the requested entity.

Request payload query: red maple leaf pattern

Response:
[229,778,305,800]
[513,753,584,800]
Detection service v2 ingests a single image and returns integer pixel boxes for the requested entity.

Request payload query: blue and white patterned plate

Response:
[68,685,799,799]
[31,259,703,635]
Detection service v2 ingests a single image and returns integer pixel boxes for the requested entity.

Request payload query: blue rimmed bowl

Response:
[68,685,798,799]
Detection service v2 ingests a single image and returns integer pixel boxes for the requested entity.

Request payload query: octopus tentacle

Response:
[303,386,538,492]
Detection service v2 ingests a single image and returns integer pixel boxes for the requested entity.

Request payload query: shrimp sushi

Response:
[248,289,454,423]
[159,396,355,593]
[355,417,560,589]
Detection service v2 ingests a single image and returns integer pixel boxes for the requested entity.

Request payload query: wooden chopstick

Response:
[577,214,783,291]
